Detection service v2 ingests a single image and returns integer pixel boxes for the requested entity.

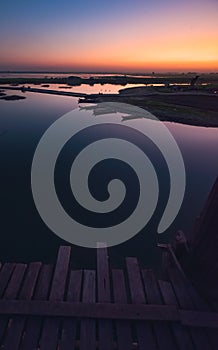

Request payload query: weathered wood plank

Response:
[60,270,83,350]
[80,270,96,350]
[126,257,157,350]
[20,264,53,350]
[49,246,71,301]
[1,298,218,328]
[112,269,132,350]
[142,270,176,350]
[0,263,15,298]
[40,246,71,350]
[19,262,42,300]
[97,243,111,303]
[168,267,212,350]
[158,279,194,350]
[0,264,26,344]
[97,244,114,350]
[2,262,41,350]
[4,264,27,300]
[40,315,59,348]
[0,300,178,320]
[33,263,53,301]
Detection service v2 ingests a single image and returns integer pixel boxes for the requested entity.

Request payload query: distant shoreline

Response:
[1,73,218,87]
[1,71,218,75]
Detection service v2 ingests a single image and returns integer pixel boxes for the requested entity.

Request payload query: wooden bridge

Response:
[0,86,87,98]
[0,242,218,350]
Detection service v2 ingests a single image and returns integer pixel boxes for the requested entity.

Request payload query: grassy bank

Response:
[80,92,218,127]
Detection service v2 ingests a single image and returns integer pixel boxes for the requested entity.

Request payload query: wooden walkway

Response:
[0,86,87,98]
[0,245,218,349]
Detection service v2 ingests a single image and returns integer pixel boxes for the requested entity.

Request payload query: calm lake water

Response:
[0,87,218,268]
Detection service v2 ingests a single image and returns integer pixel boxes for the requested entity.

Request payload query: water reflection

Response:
[0,92,218,268]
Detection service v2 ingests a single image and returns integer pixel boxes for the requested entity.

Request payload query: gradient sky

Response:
[0,0,218,72]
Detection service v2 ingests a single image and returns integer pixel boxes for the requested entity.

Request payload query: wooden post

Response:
[180,176,218,300]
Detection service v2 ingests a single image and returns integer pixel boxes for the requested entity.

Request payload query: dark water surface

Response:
[0,90,218,269]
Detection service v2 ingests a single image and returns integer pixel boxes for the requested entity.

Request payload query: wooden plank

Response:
[2,262,41,350]
[1,298,218,327]
[168,267,212,350]
[49,246,71,301]
[19,263,41,299]
[126,257,157,350]
[80,270,96,350]
[168,244,187,279]
[40,246,71,350]
[158,280,194,350]
[97,243,111,303]
[4,264,27,300]
[97,243,113,350]
[59,270,83,350]
[20,264,53,350]
[0,263,26,344]
[33,263,53,301]
[0,263,15,298]
[142,270,176,350]
[112,269,132,350]
[0,300,178,320]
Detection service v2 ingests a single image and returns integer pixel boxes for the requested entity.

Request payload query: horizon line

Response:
[1,70,218,75]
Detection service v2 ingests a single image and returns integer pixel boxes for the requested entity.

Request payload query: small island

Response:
[0,94,26,101]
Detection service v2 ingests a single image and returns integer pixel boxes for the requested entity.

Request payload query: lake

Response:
[0,87,218,269]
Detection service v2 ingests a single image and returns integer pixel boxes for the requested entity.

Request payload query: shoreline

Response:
[1,84,218,128]
[1,73,218,86]
[80,92,218,128]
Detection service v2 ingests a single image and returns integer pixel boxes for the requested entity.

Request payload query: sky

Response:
[0,0,218,72]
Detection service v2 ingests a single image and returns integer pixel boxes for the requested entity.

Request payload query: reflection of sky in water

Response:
[6,83,148,94]
[0,92,218,268]
[3,82,210,96]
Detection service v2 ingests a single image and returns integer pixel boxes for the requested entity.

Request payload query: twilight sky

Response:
[0,0,217,72]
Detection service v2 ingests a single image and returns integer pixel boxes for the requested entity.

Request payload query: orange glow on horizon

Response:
[1,1,217,73]
[2,32,217,72]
